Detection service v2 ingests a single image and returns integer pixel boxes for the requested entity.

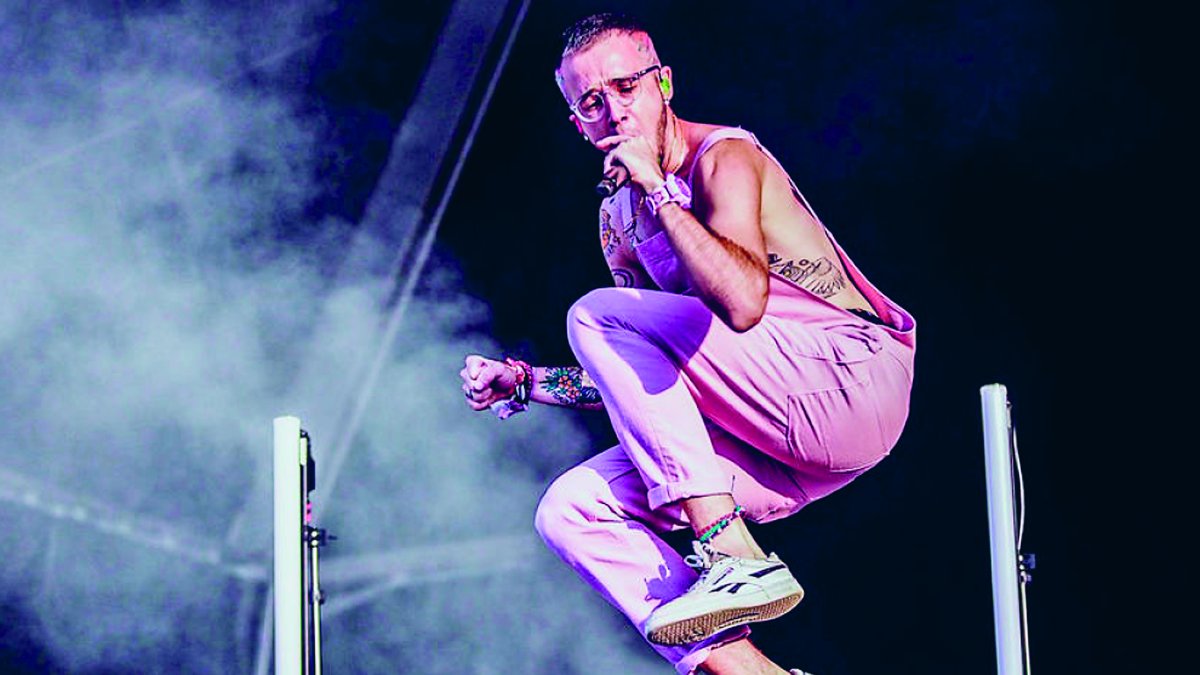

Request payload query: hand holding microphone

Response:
[596,164,629,197]
[594,133,655,197]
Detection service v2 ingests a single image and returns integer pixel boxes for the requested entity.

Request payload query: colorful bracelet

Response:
[489,357,533,421]
[504,357,533,405]
[697,505,746,545]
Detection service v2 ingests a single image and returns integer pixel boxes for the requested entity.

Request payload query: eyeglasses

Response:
[570,65,662,123]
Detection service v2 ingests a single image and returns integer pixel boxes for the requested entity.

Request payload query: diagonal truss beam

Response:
[0,466,264,580]
[248,2,529,672]
[0,33,324,188]
[316,0,532,517]
[2,3,535,670]
[316,534,539,618]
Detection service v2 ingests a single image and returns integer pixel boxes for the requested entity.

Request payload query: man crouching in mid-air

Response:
[461,12,916,675]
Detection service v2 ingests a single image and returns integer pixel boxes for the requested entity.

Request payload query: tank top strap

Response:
[683,127,755,183]
[684,127,821,222]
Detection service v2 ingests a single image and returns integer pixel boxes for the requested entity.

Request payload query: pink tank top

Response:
[605,127,915,345]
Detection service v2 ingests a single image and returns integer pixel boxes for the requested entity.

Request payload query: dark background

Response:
[1,0,1180,672]
[319,0,1179,672]
[451,1,1178,671]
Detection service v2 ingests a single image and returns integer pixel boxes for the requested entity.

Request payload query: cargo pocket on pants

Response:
[786,376,888,473]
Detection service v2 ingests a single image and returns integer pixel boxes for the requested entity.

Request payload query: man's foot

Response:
[644,541,804,646]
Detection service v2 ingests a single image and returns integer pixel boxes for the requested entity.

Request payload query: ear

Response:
[569,113,588,140]
[659,66,674,102]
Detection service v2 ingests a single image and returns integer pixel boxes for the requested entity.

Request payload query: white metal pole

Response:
[980,384,1023,675]
[273,416,303,675]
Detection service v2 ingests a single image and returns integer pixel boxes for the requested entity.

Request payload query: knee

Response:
[533,465,608,550]
[566,288,627,346]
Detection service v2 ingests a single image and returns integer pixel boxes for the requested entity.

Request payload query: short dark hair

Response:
[560,12,650,59]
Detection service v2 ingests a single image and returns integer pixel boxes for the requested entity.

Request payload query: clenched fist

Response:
[460,354,519,411]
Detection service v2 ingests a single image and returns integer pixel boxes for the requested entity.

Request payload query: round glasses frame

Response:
[570,65,662,123]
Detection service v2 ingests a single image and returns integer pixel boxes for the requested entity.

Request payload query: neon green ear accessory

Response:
[660,78,671,96]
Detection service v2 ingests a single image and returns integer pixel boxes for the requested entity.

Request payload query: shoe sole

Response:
[646,589,804,646]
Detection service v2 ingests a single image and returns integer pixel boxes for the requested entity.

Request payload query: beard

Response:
[654,103,669,168]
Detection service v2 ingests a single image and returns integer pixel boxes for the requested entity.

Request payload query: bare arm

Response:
[461,357,605,412]
[530,365,603,410]
[600,136,769,332]
[656,140,768,331]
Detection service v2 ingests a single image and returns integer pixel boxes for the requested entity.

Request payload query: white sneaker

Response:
[644,541,804,645]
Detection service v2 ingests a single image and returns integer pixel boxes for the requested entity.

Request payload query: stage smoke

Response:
[0,2,662,672]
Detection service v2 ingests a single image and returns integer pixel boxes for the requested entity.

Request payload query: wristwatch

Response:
[645,172,692,214]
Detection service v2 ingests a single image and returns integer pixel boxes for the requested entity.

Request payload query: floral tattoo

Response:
[541,366,603,407]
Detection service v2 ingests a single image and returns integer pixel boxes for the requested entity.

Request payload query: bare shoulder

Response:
[689,133,767,223]
[691,133,765,187]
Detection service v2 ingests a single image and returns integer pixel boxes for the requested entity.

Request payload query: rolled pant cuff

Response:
[648,478,733,512]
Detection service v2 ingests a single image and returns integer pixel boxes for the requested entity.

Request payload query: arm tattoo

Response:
[768,253,848,298]
[622,213,641,244]
[611,268,636,287]
[600,209,621,256]
[541,366,604,407]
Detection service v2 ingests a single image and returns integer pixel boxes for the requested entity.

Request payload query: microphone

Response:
[595,165,629,197]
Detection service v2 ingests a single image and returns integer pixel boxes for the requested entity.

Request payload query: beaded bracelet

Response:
[504,357,533,405]
[490,357,533,420]
[697,505,746,545]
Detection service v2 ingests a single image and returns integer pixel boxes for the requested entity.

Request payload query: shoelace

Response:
[682,540,730,588]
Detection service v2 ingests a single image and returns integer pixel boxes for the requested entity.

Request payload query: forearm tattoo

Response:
[768,253,848,298]
[540,366,604,407]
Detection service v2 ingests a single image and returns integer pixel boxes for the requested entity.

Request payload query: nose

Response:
[602,95,626,129]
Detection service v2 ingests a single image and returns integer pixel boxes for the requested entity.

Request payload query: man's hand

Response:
[460,355,518,411]
[596,134,664,193]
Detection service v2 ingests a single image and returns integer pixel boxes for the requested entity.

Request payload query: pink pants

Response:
[534,274,915,674]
